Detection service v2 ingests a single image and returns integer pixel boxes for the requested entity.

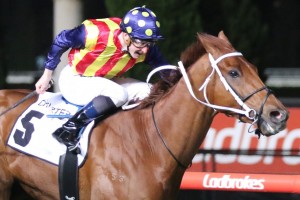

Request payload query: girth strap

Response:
[59,150,79,200]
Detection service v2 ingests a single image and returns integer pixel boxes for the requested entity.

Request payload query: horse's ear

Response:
[197,33,218,55]
[218,30,229,42]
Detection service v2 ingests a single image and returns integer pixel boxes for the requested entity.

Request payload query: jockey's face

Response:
[122,33,154,59]
[128,42,149,59]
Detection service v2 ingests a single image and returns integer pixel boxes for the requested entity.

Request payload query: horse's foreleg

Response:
[0,158,13,200]
[0,172,13,200]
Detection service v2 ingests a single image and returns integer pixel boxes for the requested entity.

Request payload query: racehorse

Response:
[0,31,288,200]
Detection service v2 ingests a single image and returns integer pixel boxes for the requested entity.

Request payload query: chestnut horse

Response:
[0,31,288,200]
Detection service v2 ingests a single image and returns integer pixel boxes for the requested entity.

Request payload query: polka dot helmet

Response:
[120,6,163,41]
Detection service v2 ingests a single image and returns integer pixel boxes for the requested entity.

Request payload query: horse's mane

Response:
[139,34,207,109]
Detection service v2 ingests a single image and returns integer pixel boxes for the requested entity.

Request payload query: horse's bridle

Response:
[148,52,273,168]
[206,52,272,137]
[148,53,270,121]
[178,52,272,125]
[230,85,273,138]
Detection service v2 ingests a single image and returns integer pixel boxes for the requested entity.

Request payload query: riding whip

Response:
[0,79,54,117]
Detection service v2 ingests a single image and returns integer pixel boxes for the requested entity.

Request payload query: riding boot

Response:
[52,95,118,148]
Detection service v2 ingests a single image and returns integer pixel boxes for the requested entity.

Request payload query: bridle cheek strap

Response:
[178,52,257,120]
[207,53,257,120]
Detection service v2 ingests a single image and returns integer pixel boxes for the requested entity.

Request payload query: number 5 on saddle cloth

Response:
[7,92,93,166]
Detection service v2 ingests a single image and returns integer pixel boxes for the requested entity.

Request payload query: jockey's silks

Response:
[68,18,146,78]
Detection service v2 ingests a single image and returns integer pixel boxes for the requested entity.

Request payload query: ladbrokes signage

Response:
[189,108,300,174]
[203,174,265,190]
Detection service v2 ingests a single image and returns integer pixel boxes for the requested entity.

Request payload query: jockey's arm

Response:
[36,24,86,94]
[44,24,86,71]
[145,46,174,82]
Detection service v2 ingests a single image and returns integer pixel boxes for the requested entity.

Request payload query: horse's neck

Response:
[154,66,215,168]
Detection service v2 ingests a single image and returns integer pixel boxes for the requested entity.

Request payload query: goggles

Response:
[130,37,156,48]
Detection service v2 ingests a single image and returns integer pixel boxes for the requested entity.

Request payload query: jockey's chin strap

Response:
[147,52,257,121]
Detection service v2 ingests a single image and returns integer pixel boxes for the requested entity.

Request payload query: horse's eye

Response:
[229,70,239,78]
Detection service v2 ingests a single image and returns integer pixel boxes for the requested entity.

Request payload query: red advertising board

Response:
[181,172,300,193]
[188,108,300,174]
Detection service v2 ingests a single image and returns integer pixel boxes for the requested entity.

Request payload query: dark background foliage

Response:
[1,0,300,86]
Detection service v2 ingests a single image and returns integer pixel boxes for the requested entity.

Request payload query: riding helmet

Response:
[120,6,164,41]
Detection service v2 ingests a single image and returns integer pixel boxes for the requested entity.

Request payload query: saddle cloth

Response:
[7,92,94,167]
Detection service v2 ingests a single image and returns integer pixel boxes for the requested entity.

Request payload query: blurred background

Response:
[1,0,300,105]
[1,0,300,199]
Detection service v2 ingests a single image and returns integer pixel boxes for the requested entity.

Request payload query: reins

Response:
[0,80,54,117]
[151,102,189,169]
[0,91,38,117]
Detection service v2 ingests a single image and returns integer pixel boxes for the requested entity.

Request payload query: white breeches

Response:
[58,66,152,106]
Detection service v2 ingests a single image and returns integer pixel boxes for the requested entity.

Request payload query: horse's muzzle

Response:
[258,109,289,136]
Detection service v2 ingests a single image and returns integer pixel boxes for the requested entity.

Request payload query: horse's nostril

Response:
[270,110,287,123]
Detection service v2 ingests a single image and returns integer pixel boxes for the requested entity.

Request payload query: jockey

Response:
[35,6,169,148]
